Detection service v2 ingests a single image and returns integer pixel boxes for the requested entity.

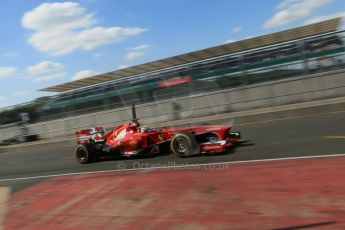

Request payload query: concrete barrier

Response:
[1,69,345,142]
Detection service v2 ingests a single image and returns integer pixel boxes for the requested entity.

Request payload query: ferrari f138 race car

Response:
[74,104,247,164]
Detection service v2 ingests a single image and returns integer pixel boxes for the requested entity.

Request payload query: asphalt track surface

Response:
[1,110,345,193]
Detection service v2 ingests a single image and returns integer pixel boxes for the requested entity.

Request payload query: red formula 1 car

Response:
[74,104,247,164]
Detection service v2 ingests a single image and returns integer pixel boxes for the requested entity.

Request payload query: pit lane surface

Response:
[1,110,345,193]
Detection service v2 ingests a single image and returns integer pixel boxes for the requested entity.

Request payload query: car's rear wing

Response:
[75,126,105,145]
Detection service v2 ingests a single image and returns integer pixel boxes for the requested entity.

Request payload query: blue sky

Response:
[0,0,344,108]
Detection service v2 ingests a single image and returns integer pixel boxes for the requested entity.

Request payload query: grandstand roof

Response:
[41,18,341,93]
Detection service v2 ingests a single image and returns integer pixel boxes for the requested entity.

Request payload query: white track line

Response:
[0,153,344,183]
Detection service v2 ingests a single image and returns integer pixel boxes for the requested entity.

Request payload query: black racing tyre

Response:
[170,132,199,157]
[75,144,96,164]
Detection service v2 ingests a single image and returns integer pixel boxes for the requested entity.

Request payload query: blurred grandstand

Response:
[0,18,344,125]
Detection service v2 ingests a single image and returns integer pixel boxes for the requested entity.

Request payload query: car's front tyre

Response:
[170,132,199,157]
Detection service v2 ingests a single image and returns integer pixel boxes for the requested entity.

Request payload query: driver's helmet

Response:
[141,126,153,133]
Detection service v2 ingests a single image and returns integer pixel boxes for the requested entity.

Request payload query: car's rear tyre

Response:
[75,144,96,164]
[170,132,199,157]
